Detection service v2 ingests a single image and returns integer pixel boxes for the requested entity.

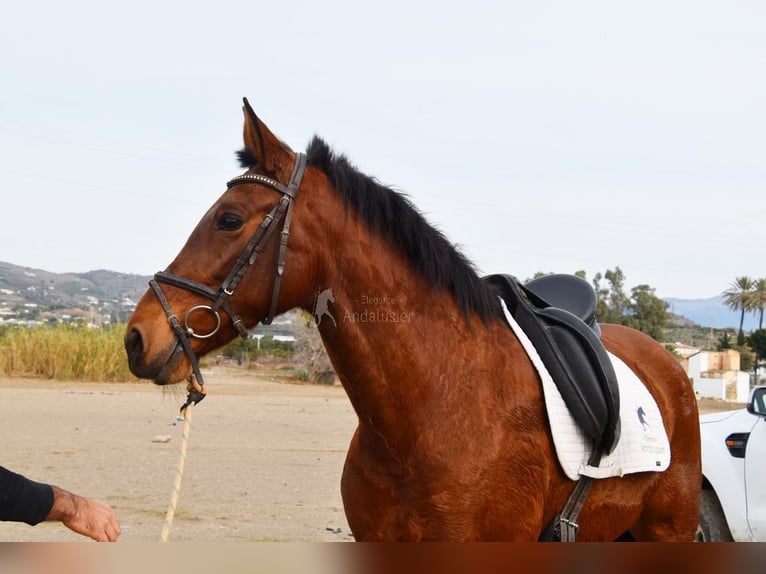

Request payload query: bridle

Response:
[148,152,308,401]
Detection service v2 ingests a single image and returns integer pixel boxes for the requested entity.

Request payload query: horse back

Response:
[599,323,699,441]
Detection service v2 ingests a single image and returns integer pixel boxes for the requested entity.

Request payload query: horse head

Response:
[125,99,324,385]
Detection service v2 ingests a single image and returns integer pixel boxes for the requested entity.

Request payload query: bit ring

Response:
[183,305,222,339]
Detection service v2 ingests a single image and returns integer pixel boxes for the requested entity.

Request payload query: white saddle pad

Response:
[500,299,670,480]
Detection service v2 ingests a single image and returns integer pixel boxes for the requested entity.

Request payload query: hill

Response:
[664,295,761,331]
[0,261,151,325]
[3,260,763,335]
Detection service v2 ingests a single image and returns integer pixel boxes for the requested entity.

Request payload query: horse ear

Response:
[241,98,295,181]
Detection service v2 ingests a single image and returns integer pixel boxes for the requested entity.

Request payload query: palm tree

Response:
[722,276,756,344]
[752,278,766,331]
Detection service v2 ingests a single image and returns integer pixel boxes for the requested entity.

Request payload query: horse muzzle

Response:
[124,325,191,385]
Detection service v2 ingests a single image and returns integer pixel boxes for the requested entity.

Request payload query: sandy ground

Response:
[0,367,357,542]
[0,367,744,543]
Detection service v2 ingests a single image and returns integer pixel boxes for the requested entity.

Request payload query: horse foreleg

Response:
[340,428,409,541]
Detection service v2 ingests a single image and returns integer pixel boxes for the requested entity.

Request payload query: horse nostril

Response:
[125,328,144,358]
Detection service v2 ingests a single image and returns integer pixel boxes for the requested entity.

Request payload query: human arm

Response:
[1,466,120,541]
[0,465,53,526]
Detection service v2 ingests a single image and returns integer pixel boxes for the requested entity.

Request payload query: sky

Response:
[1,1,764,299]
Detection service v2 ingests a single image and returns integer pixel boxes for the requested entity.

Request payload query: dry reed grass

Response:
[0,324,136,382]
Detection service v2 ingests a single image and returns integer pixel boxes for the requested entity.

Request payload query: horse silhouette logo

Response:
[314,288,337,327]
[637,406,651,432]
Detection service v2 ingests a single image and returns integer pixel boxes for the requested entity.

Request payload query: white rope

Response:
[160,401,194,542]
[160,375,206,542]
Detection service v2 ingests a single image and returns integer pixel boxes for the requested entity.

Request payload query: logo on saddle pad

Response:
[637,406,652,432]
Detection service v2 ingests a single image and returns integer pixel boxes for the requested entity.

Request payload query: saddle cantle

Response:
[485,273,621,454]
[524,274,600,335]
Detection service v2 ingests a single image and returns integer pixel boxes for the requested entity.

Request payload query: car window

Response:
[754,389,766,415]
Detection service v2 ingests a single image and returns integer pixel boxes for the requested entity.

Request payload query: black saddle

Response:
[485,274,620,454]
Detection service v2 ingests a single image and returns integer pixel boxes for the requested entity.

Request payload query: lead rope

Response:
[160,375,207,542]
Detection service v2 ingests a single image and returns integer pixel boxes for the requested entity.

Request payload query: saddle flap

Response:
[485,274,621,454]
[536,307,620,452]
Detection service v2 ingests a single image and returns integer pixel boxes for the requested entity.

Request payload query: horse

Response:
[125,99,701,541]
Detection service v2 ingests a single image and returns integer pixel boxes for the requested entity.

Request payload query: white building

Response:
[688,350,750,403]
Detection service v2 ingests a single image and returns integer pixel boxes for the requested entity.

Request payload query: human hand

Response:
[47,486,121,542]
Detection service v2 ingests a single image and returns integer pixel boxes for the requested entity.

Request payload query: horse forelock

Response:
[304,135,502,324]
[236,146,259,169]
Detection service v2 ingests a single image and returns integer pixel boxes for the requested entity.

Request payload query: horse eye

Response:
[216,213,244,232]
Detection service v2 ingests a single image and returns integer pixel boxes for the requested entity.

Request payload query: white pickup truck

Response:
[698,385,766,541]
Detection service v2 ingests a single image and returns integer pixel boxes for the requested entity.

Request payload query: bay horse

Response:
[125,99,701,541]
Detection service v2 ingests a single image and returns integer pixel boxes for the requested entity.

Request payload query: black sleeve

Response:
[0,465,55,525]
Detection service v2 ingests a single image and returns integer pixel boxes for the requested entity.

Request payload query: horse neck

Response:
[310,213,504,449]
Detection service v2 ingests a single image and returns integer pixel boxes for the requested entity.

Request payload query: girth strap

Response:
[538,447,603,542]
[556,448,602,541]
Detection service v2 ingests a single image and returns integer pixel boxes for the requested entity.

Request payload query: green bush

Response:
[217,334,294,361]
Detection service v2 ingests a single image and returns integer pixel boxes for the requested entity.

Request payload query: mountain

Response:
[0,261,151,325]
[2,260,763,332]
[664,295,761,331]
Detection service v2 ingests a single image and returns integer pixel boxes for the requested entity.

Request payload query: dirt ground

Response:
[0,367,744,542]
[0,367,357,542]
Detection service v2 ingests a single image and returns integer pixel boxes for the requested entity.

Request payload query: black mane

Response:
[235,137,502,323]
[302,136,502,324]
